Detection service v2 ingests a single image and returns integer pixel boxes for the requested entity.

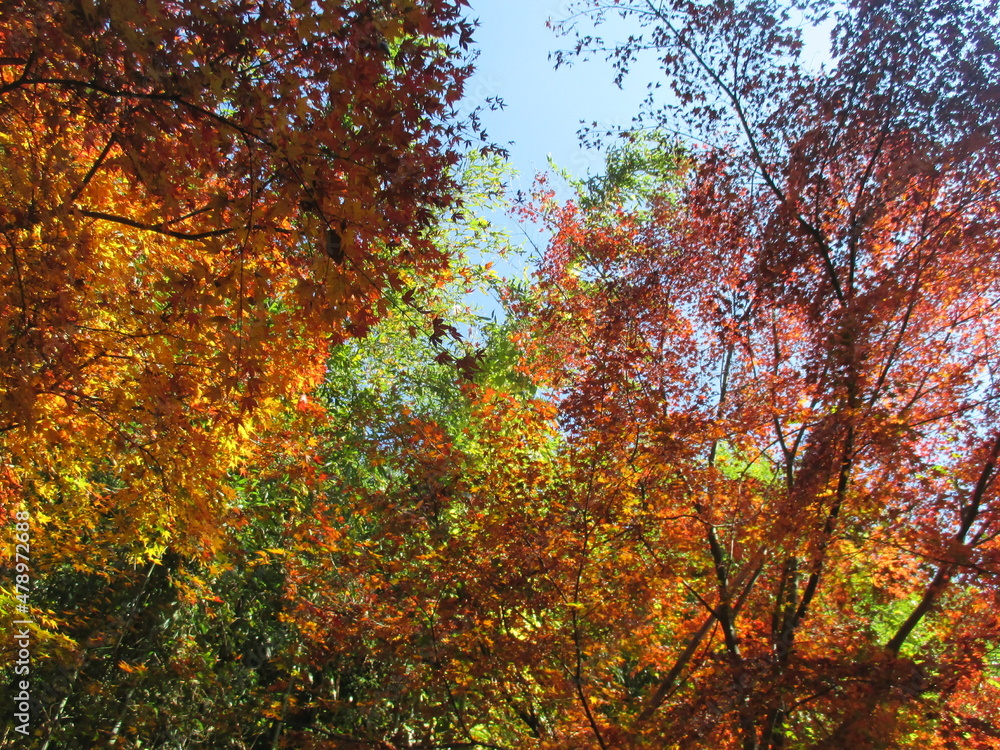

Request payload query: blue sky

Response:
[461,1,833,187]
[456,0,666,307]
[455,1,834,316]
[463,0,658,193]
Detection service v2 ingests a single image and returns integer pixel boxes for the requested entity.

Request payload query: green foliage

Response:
[553,130,689,211]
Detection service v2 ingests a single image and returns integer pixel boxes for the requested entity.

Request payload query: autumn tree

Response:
[501,0,1000,746]
[6,150,517,749]
[0,0,478,564]
[1,1,492,744]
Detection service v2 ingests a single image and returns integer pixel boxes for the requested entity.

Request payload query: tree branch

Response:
[886,432,1000,654]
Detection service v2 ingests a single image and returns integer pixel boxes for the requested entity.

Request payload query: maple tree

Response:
[504,0,1000,746]
[0,0,478,565]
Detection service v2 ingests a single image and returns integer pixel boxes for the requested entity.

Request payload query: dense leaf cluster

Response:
[3,1,1000,748]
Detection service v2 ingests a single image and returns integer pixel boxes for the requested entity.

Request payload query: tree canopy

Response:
[3,0,1000,748]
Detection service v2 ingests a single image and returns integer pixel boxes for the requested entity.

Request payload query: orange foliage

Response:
[0,0,474,563]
